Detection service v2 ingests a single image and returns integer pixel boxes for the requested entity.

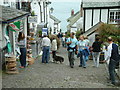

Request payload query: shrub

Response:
[97,23,120,46]
[38,30,42,37]
[76,30,81,39]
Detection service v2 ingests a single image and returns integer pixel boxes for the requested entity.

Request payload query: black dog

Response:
[53,55,64,63]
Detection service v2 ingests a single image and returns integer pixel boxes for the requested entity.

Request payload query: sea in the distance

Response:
[49,1,80,33]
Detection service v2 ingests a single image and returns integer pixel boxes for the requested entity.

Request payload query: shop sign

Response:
[28,16,37,23]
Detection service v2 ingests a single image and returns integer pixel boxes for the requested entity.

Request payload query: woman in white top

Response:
[78,35,87,68]
[51,36,57,61]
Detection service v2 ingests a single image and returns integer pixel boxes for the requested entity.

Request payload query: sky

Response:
[49,1,81,32]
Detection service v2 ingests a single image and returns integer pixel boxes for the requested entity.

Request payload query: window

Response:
[4,0,8,4]
[109,11,120,23]
[110,12,114,22]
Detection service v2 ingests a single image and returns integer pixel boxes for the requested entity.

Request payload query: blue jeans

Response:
[42,46,50,63]
[109,59,117,84]
[20,48,26,67]
[79,51,86,67]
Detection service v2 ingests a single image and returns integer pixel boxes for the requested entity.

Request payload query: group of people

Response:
[65,32,120,86]
[17,32,120,86]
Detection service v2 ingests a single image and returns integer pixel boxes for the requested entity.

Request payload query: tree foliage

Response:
[97,23,120,46]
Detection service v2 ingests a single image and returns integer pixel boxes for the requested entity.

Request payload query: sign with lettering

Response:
[28,16,37,23]
[42,28,48,36]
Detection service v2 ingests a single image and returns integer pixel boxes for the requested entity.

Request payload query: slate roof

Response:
[67,11,80,22]
[83,1,120,9]
[50,15,61,24]
[0,5,30,23]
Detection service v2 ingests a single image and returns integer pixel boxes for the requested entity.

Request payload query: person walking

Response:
[78,35,88,68]
[41,34,51,63]
[51,35,57,61]
[66,32,78,68]
[84,36,90,46]
[105,37,120,86]
[92,37,102,67]
[84,36,90,61]
[62,35,66,47]
[18,32,26,68]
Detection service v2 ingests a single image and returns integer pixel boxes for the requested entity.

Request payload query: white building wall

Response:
[49,18,54,34]
[0,0,17,8]
[0,25,3,48]
[31,0,40,24]
[101,9,108,23]
[41,1,44,22]
[58,23,61,33]
[88,32,99,46]
[85,9,92,31]
[23,17,28,37]
[93,9,100,25]
[1,24,7,48]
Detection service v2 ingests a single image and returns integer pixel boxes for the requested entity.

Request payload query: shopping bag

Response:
[39,51,43,56]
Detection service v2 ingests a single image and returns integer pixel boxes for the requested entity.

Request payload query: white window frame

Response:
[4,0,8,4]
[109,10,120,23]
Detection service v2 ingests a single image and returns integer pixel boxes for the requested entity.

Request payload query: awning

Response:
[9,21,21,32]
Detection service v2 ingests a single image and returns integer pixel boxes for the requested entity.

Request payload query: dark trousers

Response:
[108,59,117,84]
[20,48,26,67]
[68,52,74,67]
[52,51,56,59]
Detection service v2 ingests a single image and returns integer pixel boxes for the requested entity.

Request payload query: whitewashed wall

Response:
[0,25,3,48]
[0,0,17,8]
[93,9,100,25]
[58,23,61,33]
[101,9,108,23]
[88,32,99,46]
[85,9,92,31]
[84,9,109,31]
[49,18,54,34]
[31,0,40,24]
[1,25,7,48]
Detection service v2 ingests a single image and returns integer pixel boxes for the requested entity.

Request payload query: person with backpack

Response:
[66,32,78,68]
[105,37,120,86]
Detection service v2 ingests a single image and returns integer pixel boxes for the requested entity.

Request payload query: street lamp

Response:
[50,7,54,14]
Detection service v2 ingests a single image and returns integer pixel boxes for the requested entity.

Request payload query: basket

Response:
[28,58,34,65]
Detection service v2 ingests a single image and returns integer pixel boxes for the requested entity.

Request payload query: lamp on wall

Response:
[50,7,54,14]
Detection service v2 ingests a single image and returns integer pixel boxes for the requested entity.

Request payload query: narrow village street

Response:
[2,44,120,88]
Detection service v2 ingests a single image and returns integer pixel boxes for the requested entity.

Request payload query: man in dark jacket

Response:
[92,37,102,67]
[105,37,120,86]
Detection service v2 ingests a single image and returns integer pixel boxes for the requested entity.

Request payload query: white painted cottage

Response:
[30,0,51,33]
[82,0,120,33]
[81,0,120,45]
[49,15,61,34]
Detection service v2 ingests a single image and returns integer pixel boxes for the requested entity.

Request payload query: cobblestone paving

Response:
[2,46,120,88]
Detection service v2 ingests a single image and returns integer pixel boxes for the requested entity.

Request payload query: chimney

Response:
[80,1,83,17]
[71,9,74,16]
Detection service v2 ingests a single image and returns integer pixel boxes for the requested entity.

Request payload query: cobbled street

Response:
[2,45,120,88]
